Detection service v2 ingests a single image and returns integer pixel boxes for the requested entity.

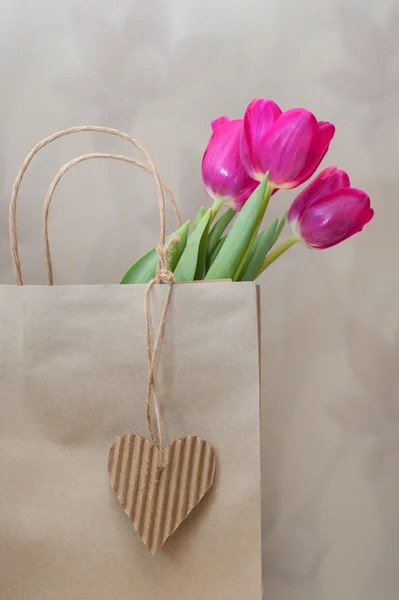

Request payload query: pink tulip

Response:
[240,98,335,189]
[202,116,259,211]
[288,167,374,249]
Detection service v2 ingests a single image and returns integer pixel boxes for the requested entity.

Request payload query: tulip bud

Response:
[240,99,335,189]
[288,167,374,249]
[202,116,259,211]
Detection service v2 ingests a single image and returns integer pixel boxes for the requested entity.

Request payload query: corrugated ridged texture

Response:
[108,434,216,554]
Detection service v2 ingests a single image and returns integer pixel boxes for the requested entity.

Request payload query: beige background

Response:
[0,0,395,598]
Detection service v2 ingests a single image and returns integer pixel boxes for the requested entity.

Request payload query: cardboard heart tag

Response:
[108,434,216,554]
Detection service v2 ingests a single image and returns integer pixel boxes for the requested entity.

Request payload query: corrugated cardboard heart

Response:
[108,434,216,554]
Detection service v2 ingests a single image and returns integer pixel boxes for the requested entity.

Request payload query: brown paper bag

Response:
[0,128,262,599]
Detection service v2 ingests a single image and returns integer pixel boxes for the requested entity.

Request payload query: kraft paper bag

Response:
[0,127,262,599]
[0,283,262,599]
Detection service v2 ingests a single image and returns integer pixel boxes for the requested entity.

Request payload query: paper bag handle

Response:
[9,126,181,286]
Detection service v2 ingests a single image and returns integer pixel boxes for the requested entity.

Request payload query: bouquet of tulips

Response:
[121,99,374,284]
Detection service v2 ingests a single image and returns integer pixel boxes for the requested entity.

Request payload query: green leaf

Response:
[207,208,236,256]
[194,213,212,280]
[193,206,206,231]
[272,210,288,247]
[236,219,278,281]
[120,221,189,284]
[174,209,212,281]
[205,173,271,281]
[208,235,227,266]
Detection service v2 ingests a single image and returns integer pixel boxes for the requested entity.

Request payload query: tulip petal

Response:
[202,118,258,208]
[291,121,336,187]
[293,121,336,184]
[211,116,230,132]
[291,123,335,187]
[288,167,350,223]
[318,122,336,156]
[259,109,320,188]
[297,188,374,249]
[241,98,282,180]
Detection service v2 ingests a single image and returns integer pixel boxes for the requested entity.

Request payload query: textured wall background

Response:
[0,0,397,598]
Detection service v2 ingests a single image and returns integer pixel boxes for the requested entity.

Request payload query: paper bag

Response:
[0,128,262,599]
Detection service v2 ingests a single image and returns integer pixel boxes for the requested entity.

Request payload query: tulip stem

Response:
[257,236,298,275]
[211,199,223,222]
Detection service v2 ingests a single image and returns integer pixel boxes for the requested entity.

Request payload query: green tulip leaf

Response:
[193,206,206,231]
[272,210,288,247]
[120,221,189,284]
[205,173,271,281]
[174,209,212,281]
[207,208,236,256]
[208,234,227,267]
[236,219,278,281]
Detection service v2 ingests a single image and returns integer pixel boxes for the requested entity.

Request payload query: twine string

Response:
[42,152,179,286]
[8,126,180,467]
[9,125,181,286]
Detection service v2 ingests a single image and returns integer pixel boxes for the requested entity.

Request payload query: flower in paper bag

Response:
[240,99,335,190]
[202,116,259,211]
[288,167,374,249]
[122,98,373,284]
